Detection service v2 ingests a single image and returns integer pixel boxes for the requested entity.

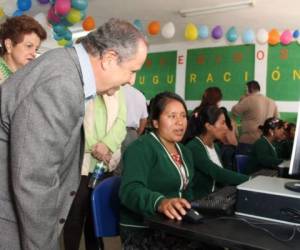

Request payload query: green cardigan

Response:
[245,136,284,175]
[119,133,194,229]
[186,137,248,199]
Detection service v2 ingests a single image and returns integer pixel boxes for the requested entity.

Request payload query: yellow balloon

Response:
[66,8,81,24]
[0,8,5,19]
[185,23,198,41]
[58,38,69,47]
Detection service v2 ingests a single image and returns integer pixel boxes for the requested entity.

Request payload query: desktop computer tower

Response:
[235,176,300,225]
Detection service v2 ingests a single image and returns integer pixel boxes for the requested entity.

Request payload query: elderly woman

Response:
[0,15,47,83]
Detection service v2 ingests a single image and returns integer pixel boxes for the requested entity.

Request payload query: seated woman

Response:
[185,106,248,199]
[245,117,286,175]
[119,92,199,249]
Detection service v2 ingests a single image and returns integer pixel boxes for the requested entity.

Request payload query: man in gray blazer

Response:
[0,18,147,250]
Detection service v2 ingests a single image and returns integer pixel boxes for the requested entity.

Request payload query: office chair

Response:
[91,176,121,237]
[235,154,249,174]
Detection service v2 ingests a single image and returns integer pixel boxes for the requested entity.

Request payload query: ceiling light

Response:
[179,0,255,17]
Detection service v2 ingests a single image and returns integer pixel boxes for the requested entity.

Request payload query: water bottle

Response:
[88,162,105,189]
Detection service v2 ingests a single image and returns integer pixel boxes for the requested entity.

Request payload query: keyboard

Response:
[191,186,237,215]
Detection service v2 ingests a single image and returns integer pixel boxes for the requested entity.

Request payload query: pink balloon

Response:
[47,6,61,24]
[280,29,293,45]
[54,0,71,16]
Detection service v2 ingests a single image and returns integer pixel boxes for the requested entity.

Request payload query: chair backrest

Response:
[235,154,249,174]
[91,176,121,237]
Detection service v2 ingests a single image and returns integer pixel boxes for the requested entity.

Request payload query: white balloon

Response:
[256,28,268,45]
[3,1,16,17]
[161,22,175,39]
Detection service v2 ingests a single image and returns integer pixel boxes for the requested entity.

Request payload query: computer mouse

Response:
[182,208,204,224]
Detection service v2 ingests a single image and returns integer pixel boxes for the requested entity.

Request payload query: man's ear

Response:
[4,39,13,54]
[101,50,118,70]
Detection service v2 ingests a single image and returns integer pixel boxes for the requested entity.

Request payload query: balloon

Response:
[268,29,280,45]
[57,38,69,46]
[63,29,73,41]
[13,9,23,16]
[242,29,255,44]
[71,0,88,10]
[37,0,50,4]
[47,6,61,24]
[17,0,32,11]
[293,30,299,39]
[184,23,198,41]
[66,8,82,24]
[82,16,95,31]
[161,22,175,39]
[3,1,16,16]
[80,10,86,21]
[256,28,268,44]
[0,8,5,20]
[148,21,160,35]
[53,24,67,35]
[280,29,292,45]
[133,19,143,32]
[211,25,223,39]
[198,25,209,39]
[226,26,238,43]
[55,0,71,16]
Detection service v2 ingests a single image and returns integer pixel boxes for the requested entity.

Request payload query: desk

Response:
[146,214,300,250]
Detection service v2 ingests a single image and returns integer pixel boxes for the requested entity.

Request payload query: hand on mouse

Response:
[157,198,191,221]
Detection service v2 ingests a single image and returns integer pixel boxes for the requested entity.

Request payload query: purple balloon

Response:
[211,25,223,39]
[38,0,50,4]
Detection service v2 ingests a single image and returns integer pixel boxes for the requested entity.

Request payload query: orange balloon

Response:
[268,29,280,45]
[82,16,95,31]
[148,21,160,35]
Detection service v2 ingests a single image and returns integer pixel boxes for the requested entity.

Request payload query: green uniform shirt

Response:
[186,137,248,199]
[246,136,284,174]
[119,132,194,229]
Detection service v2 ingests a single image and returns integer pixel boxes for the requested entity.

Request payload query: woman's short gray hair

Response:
[81,18,147,63]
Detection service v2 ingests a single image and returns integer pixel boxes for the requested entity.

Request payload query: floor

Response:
[60,233,122,250]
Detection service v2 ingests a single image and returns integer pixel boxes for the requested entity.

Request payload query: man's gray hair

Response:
[81,18,147,63]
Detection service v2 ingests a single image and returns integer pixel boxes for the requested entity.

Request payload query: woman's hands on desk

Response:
[158,198,191,220]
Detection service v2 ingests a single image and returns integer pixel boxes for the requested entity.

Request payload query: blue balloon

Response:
[293,30,299,39]
[226,26,238,42]
[198,25,209,39]
[53,33,65,41]
[63,29,73,41]
[80,10,87,21]
[13,9,24,17]
[133,19,143,32]
[53,24,67,35]
[242,29,255,44]
[17,0,32,11]
[72,0,88,10]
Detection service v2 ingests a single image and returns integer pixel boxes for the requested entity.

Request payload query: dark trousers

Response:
[63,175,103,250]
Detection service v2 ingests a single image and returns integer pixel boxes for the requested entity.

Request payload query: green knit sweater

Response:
[186,137,248,199]
[245,136,284,175]
[119,133,194,229]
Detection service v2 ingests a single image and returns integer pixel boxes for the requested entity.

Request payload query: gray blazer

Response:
[0,48,85,249]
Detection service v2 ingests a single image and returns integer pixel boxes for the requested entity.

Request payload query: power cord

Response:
[210,216,298,242]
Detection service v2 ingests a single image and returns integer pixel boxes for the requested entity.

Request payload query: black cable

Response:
[209,216,298,242]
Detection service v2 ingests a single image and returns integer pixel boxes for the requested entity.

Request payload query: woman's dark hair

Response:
[258,117,284,136]
[148,91,188,129]
[184,105,223,142]
[220,107,233,130]
[192,87,222,115]
[0,15,47,56]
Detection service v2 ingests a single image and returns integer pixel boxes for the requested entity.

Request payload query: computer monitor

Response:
[285,104,300,192]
